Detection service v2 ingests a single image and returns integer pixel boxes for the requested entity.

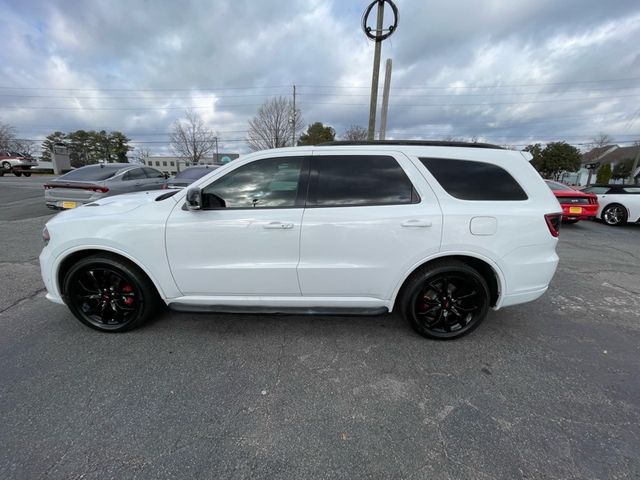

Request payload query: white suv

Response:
[40,141,561,339]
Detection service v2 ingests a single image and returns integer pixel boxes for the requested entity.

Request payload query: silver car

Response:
[44,163,167,209]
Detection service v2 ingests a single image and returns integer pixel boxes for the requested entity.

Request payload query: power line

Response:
[3,93,639,110]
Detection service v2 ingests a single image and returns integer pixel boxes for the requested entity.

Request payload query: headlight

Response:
[42,226,50,245]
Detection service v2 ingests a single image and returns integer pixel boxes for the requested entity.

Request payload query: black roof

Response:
[317,140,504,150]
[588,184,637,187]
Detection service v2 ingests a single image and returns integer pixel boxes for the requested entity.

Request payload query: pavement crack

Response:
[0,287,47,315]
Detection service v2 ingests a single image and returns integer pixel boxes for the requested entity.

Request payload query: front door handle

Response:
[401,219,432,228]
[263,221,294,230]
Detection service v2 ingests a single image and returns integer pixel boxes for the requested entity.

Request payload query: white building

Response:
[141,154,239,175]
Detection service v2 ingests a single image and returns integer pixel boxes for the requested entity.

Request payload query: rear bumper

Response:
[560,204,598,221]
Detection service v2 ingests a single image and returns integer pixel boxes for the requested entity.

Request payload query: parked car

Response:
[0,151,38,177]
[581,184,640,226]
[163,165,220,189]
[44,163,166,210]
[40,140,561,339]
[545,180,598,223]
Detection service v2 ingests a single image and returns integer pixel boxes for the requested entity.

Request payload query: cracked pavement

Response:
[0,176,639,479]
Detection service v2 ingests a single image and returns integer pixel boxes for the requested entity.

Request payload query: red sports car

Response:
[545,180,598,223]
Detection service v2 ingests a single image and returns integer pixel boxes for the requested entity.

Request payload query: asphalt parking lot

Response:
[1,175,639,479]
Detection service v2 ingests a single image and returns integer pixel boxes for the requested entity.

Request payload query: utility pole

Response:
[362,0,398,141]
[378,58,392,140]
[367,2,384,140]
[292,84,297,147]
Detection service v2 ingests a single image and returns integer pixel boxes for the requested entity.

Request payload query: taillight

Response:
[545,213,562,237]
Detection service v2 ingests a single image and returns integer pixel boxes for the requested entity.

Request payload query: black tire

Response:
[62,253,161,332]
[23,172,31,177]
[400,260,490,340]
[13,171,22,177]
[601,204,628,226]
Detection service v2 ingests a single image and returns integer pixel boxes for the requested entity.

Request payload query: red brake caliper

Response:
[122,285,134,305]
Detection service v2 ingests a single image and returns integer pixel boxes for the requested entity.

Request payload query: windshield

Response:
[58,165,121,182]
[545,181,574,192]
[173,167,217,181]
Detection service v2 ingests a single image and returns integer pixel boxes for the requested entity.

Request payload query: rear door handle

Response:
[401,219,432,228]
[263,221,294,230]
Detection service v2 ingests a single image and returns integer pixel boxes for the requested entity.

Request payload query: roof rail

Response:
[317,140,505,150]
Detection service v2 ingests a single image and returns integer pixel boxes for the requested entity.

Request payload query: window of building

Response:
[420,158,528,201]
[309,155,417,207]
[170,161,175,166]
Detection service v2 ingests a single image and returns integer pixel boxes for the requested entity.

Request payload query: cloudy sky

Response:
[1,0,640,156]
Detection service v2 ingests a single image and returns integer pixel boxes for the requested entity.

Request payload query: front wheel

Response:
[63,254,161,332]
[1,161,11,171]
[400,260,490,340]
[602,204,627,226]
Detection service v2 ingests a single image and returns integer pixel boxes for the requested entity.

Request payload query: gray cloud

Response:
[1,0,639,155]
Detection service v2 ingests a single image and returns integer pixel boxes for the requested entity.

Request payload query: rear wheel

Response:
[400,260,490,340]
[63,254,161,332]
[13,171,22,177]
[602,204,627,226]
[23,172,31,177]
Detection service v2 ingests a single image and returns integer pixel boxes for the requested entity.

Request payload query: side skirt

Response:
[168,303,389,316]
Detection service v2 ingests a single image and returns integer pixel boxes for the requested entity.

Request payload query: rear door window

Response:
[143,167,165,178]
[123,168,147,181]
[309,155,418,207]
[420,158,528,201]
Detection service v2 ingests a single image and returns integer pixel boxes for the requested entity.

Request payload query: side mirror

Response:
[185,187,202,210]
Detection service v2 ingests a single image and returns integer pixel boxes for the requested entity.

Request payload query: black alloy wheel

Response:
[401,260,490,340]
[602,204,627,226]
[63,254,159,332]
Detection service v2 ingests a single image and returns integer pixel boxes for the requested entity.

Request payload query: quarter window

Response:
[310,155,417,207]
[143,167,165,178]
[202,157,304,209]
[420,158,528,201]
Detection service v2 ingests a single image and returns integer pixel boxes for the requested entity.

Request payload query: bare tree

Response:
[131,147,151,165]
[13,139,37,156]
[170,109,217,164]
[342,125,368,141]
[589,133,613,150]
[246,96,302,151]
[0,122,17,150]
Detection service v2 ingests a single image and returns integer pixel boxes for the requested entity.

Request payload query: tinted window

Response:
[123,168,147,180]
[420,158,528,201]
[143,167,164,178]
[622,186,640,194]
[202,157,303,209]
[545,181,574,192]
[311,155,416,207]
[58,165,121,181]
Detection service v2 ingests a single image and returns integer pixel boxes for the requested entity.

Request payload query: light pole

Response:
[362,0,399,141]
